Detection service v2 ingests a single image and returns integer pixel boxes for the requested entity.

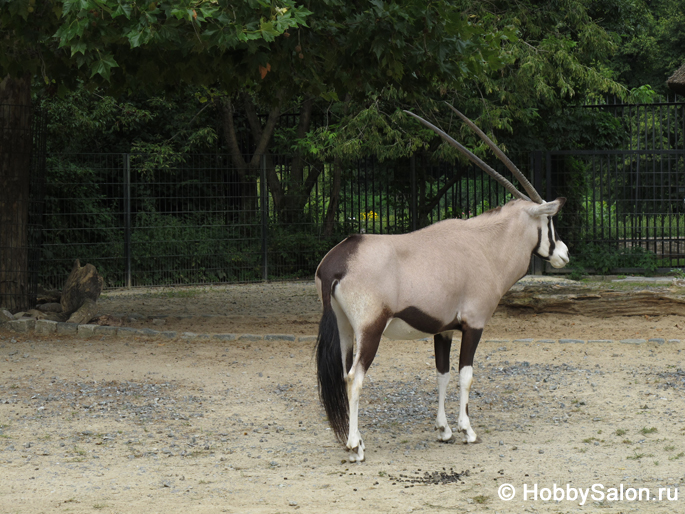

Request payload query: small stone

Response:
[265,334,296,341]
[8,319,35,333]
[238,334,264,341]
[56,322,78,335]
[93,325,117,337]
[34,320,58,335]
[77,324,98,338]
[538,449,544,454]
[212,334,237,341]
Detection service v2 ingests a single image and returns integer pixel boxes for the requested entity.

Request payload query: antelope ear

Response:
[528,197,566,217]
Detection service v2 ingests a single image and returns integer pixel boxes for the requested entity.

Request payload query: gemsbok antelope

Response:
[315,105,569,462]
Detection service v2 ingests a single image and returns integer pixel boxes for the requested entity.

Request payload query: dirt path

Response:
[1,278,685,513]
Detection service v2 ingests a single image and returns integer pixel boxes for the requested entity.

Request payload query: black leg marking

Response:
[458,325,483,371]
[434,332,453,374]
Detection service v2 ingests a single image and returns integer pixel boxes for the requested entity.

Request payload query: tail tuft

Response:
[316,307,348,443]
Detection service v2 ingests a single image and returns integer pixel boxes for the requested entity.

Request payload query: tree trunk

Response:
[220,95,281,216]
[323,159,342,237]
[0,74,33,312]
[279,97,314,223]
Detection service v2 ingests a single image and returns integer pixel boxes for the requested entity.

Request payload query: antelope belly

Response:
[383,318,433,341]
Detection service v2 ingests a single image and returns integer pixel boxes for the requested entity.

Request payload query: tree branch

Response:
[219,97,247,171]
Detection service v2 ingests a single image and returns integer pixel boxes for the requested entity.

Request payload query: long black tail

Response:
[316,306,349,443]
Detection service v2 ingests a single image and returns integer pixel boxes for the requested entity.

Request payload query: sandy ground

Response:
[1,278,685,513]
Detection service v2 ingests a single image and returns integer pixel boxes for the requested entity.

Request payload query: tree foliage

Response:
[0,0,311,93]
[605,0,685,94]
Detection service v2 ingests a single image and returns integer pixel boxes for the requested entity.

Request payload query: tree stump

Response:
[60,260,103,324]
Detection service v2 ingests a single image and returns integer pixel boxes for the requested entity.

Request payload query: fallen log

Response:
[498,288,685,317]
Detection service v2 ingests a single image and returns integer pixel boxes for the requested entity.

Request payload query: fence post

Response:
[123,153,132,288]
[410,154,417,231]
[261,154,268,281]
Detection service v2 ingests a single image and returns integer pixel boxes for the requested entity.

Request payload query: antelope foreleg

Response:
[434,332,453,441]
[436,372,452,441]
[457,326,482,444]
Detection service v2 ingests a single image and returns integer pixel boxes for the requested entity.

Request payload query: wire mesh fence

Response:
[40,152,529,290]
[29,98,685,293]
[547,149,685,268]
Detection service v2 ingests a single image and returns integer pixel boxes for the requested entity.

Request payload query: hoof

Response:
[347,436,365,462]
[348,447,365,462]
[435,425,453,442]
[458,427,478,444]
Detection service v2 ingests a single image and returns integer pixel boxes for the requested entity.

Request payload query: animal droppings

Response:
[387,469,467,485]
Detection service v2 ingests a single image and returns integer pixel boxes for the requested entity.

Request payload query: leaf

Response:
[259,62,271,79]
[90,53,119,81]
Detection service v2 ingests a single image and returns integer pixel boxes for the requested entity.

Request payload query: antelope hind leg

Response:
[345,320,384,462]
[345,366,365,462]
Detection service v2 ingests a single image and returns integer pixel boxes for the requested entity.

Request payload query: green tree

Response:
[605,0,685,95]
[0,0,310,310]
[218,0,509,221]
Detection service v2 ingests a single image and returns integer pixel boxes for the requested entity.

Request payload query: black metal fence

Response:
[585,95,685,150]
[41,152,524,289]
[544,149,685,268]
[35,98,685,291]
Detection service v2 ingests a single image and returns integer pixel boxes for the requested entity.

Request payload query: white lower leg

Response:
[435,372,453,441]
[346,368,366,462]
[457,366,477,443]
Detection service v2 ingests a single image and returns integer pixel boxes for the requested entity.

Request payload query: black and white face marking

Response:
[533,216,569,268]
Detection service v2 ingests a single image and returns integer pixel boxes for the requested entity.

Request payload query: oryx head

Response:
[528,198,569,268]
[404,104,570,269]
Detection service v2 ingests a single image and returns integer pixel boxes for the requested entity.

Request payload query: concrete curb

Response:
[0,318,682,345]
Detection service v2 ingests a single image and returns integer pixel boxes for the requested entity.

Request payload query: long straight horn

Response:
[403,110,531,202]
[445,103,544,204]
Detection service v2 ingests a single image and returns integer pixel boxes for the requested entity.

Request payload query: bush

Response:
[568,242,658,279]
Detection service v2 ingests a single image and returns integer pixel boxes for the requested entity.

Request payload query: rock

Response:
[34,320,58,335]
[91,315,122,327]
[60,260,103,323]
[0,309,14,324]
[25,309,48,320]
[36,303,63,313]
[67,298,98,325]
[40,312,65,322]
